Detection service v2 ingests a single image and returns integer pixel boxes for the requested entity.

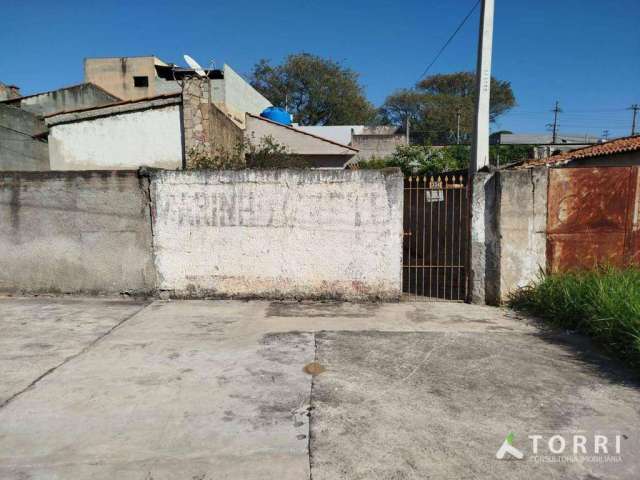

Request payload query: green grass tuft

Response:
[509,267,640,368]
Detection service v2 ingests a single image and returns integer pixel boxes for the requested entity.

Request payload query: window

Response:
[133,76,149,87]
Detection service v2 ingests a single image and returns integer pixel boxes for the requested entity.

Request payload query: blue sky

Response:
[1,0,638,137]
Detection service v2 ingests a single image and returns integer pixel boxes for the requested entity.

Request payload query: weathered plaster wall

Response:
[84,57,181,101]
[468,172,499,304]
[0,83,20,100]
[498,169,547,301]
[5,83,119,116]
[48,104,182,170]
[468,168,548,304]
[0,171,155,295]
[0,105,49,171]
[150,169,403,300]
[351,133,407,161]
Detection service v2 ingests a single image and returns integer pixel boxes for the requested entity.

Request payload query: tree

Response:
[379,72,516,144]
[250,53,376,126]
[359,144,469,176]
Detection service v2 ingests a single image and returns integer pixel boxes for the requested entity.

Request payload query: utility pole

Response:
[548,101,561,144]
[405,116,411,145]
[630,104,639,136]
[602,129,610,141]
[456,110,461,144]
[469,0,495,173]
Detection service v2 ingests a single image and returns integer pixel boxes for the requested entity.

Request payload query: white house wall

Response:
[245,115,356,155]
[211,64,272,123]
[48,105,182,170]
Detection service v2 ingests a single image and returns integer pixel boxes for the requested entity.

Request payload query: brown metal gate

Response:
[403,174,469,301]
[547,166,640,271]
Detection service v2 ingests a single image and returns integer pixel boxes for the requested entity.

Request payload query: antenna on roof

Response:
[183,54,206,77]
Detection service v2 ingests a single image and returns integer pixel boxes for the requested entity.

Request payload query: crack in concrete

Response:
[308,331,318,480]
[0,302,151,410]
[369,332,460,403]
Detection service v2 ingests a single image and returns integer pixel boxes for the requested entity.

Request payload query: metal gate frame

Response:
[403,174,469,301]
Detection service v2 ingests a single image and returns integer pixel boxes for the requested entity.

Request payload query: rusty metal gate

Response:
[403,174,469,301]
[547,166,640,271]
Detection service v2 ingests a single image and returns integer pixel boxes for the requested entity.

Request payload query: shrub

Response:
[509,267,640,368]
[358,144,468,176]
[188,135,311,170]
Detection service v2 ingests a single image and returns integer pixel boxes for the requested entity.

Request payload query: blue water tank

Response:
[260,107,292,126]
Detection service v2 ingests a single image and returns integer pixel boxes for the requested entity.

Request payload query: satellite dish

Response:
[183,54,206,77]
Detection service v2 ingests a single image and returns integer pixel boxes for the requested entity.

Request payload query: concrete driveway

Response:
[1,297,638,479]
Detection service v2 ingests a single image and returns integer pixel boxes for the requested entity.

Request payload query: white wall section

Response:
[48,105,182,170]
[150,169,403,300]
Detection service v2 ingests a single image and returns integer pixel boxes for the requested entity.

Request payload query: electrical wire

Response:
[416,0,481,83]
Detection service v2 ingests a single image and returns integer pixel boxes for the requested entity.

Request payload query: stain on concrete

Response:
[22,342,53,350]
[266,301,380,318]
[303,362,325,376]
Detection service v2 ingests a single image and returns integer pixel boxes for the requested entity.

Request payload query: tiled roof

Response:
[519,135,640,168]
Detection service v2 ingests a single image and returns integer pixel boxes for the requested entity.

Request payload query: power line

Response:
[416,0,481,83]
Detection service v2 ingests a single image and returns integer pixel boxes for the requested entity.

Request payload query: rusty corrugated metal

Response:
[547,166,640,272]
[624,167,640,265]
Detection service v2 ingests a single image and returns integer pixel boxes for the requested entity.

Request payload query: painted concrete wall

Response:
[352,133,407,161]
[150,169,403,300]
[297,125,363,146]
[245,115,357,156]
[211,64,272,124]
[468,168,548,304]
[48,104,182,170]
[0,105,49,171]
[84,56,181,101]
[0,171,155,295]
[498,169,547,301]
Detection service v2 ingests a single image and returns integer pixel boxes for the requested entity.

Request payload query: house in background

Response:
[0,104,48,171]
[0,83,119,171]
[0,82,21,101]
[42,74,357,171]
[1,54,359,171]
[351,126,407,161]
[46,94,183,170]
[84,56,271,127]
[490,132,601,159]
[297,125,407,161]
[516,134,640,169]
[1,83,119,117]
[212,65,272,126]
[84,56,183,101]
[246,114,358,169]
